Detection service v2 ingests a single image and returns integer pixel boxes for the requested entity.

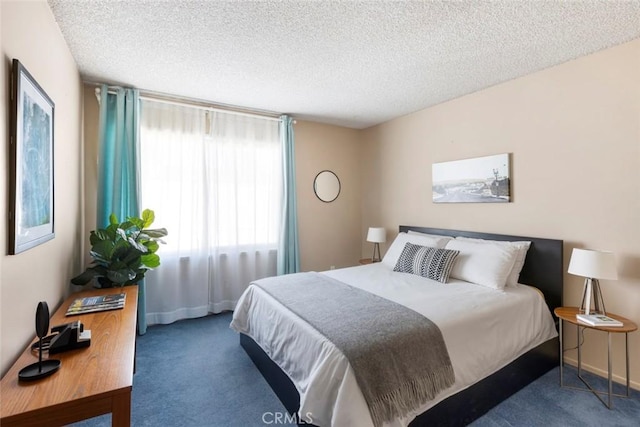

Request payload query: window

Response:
[139,99,282,322]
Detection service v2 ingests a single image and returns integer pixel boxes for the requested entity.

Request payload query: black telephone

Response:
[48,321,91,354]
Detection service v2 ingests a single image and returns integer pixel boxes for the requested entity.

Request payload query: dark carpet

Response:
[72,312,639,426]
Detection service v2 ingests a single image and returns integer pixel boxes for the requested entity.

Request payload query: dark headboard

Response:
[399,226,563,312]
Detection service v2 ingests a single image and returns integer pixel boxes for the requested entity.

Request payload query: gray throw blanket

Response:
[252,272,454,427]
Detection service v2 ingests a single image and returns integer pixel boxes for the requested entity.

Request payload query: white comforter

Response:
[231,263,557,427]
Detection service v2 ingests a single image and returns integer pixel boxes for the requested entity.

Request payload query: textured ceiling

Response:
[48,0,640,129]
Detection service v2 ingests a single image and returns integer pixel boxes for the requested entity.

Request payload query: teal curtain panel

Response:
[277,115,300,275]
[96,85,147,334]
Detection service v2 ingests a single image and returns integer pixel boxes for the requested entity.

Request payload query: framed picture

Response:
[432,153,511,203]
[9,59,55,254]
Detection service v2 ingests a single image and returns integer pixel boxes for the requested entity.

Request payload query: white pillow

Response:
[382,232,452,267]
[407,230,453,240]
[456,237,531,287]
[445,239,519,290]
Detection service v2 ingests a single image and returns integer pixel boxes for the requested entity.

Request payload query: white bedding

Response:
[231,263,558,427]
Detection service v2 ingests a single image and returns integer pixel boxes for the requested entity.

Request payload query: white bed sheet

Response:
[230,263,558,427]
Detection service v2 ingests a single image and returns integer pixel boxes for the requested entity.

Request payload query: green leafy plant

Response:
[71,209,168,288]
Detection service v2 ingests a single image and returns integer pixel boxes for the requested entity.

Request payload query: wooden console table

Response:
[1,285,138,427]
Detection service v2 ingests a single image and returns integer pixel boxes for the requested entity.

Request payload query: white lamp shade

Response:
[366,227,386,243]
[568,248,618,280]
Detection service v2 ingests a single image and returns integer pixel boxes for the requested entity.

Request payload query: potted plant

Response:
[71,209,168,288]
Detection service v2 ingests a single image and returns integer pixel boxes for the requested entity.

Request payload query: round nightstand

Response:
[359,258,376,265]
[554,306,637,409]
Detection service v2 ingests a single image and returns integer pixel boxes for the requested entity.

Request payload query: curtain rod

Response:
[90,82,290,123]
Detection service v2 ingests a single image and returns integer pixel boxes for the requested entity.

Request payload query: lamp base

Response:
[371,243,381,263]
[580,278,606,316]
[19,359,60,381]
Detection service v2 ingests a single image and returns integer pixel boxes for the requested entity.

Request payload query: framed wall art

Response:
[432,153,511,203]
[9,59,55,254]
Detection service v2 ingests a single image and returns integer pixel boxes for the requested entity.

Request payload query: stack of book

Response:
[576,313,623,327]
[66,293,126,316]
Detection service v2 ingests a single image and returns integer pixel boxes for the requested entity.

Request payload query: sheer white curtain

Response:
[139,99,281,325]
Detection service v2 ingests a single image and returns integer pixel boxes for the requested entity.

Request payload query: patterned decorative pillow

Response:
[393,243,460,283]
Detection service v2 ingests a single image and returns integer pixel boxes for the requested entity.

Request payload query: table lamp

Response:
[567,248,617,315]
[367,227,386,263]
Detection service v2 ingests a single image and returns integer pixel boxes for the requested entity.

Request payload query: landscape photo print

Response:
[432,153,511,203]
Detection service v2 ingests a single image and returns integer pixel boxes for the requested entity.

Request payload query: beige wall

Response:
[361,39,640,388]
[1,1,83,376]
[294,121,363,271]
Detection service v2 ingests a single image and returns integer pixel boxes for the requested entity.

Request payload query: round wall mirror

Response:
[314,170,341,203]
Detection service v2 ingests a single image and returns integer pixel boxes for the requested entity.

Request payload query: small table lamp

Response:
[367,227,386,263]
[568,248,617,315]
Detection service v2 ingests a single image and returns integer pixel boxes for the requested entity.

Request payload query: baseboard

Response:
[563,356,640,391]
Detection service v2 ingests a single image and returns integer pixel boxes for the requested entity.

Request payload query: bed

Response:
[231,226,563,426]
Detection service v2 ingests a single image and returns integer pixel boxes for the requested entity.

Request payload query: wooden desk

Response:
[1,286,138,427]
